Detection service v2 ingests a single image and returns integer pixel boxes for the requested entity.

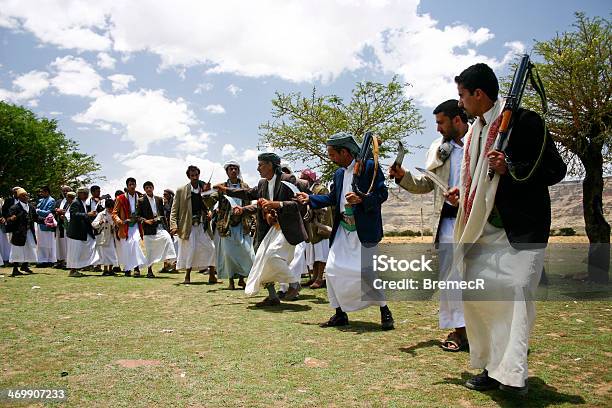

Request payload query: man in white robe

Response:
[217,153,308,306]
[297,133,394,330]
[138,181,176,278]
[390,99,468,351]
[450,63,566,395]
[112,178,146,277]
[66,187,100,277]
[170,166,218,284]
[6,188,38,276]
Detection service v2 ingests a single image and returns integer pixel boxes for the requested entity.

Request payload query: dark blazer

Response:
[2,197,17,218]
[137,195,165,236]
[309,159,388,248]
[67,200,95,241]
[496,108,567,246]
[2,197,18,233]
[7,203,38,246]
[226,172,307,250]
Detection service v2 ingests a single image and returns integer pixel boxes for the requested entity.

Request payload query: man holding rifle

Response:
[296,132,394,331]
[448,62,566,395]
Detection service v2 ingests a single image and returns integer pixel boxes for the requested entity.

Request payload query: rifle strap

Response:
[508,64,549,183]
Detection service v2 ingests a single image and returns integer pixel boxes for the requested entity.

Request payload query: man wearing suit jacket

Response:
[450,63,566,395]
[66,187,100,277]
[296,132,394,330]
[112,178,146,277]
[170,166,218,284]
[0,186,20,265]
[6,188,38,276]
[217,152,308,306]
[137,181,176,278]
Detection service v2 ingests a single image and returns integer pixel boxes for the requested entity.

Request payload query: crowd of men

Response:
[0,63,567,396]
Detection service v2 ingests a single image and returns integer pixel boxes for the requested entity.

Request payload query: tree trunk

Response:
[581,144,610,283]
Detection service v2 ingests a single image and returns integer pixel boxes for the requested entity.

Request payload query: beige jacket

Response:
[397,136,451,243]
[169,182,215,241]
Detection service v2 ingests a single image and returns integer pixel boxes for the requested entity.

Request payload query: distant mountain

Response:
[383,176,612,235]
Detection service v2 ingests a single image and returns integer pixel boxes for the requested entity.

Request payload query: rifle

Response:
[352,131,380,197]
[488,54,536,180]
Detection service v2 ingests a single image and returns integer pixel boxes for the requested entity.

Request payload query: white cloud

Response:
[175,132,211,152]
[242,149,259,162]
[50,55,104,98]
[0,1,425,82]
[0,70,50,103]
[373,23,525,107]
[226,83,242,96]
[73,89,198,153]
[107,73,134,92]
[194,82,213,94]
[221,144,260,164]
[97,52,116,69]
[13,70,50,99]
[0,0,525,107]
[0,57,108,103]
[221,143,237,157]
[98,154,252,196]
[204,104,225,114]
[0,0,112,51]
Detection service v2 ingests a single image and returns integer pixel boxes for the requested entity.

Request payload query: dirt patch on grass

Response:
[115,359,161,368]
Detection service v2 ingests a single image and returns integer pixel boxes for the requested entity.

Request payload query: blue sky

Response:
[0,0,608,193]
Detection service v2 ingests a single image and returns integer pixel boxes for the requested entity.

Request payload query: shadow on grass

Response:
[436,372,586,407]
[172,282,209,286]
[297,320,387,334]
[335,321,385,334]
[293,294,328,304]
[246,303,312,313]
[12,272,54,276]
[91,275,176,280]
[210,301,251,307]
[399,339,440,355]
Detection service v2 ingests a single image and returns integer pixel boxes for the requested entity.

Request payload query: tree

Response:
[523,13,611,282]
[259,76,424,181]
[0,101,101,198]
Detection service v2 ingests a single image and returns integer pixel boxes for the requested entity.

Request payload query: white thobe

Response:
[176,185,215,270]
[35,224,57,263]
[457,99,545,388]
[0,229,11,262]
[9,231,37,263]
[245,225,296,295]
[325,161,386,312]
[438,138,465,329]
[118,194,146,271]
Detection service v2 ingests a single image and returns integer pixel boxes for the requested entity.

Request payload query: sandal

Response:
[441,331,468,352]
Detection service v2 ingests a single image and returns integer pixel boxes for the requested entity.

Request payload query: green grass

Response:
[0,254,610,407]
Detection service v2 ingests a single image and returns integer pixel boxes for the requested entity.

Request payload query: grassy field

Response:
[0,249,610,407]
